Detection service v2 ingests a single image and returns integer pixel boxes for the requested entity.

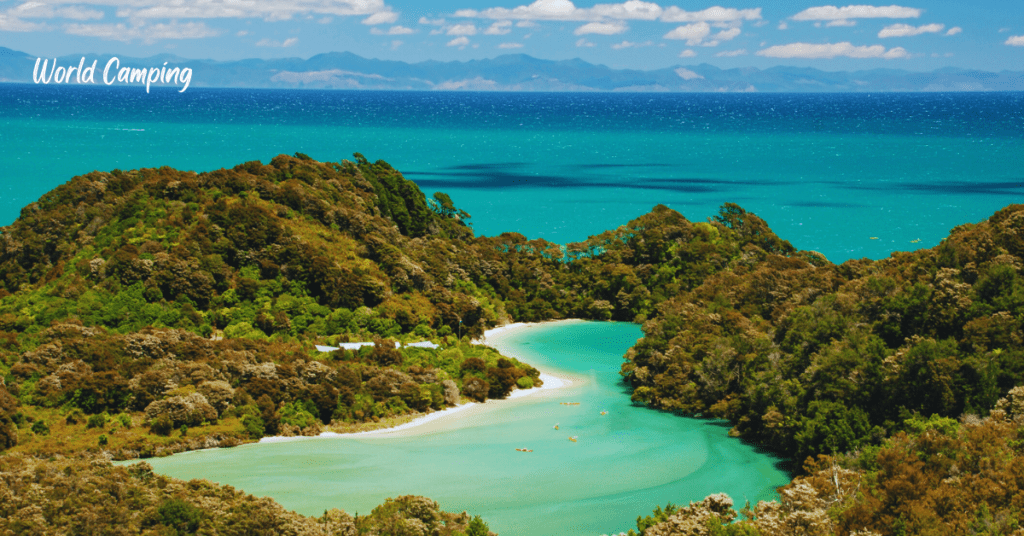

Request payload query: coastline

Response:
[258,320,583,443]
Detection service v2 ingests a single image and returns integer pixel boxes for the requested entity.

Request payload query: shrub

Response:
[241,413,265,439]
[64,408,85,425]
[150,414,174,436]
[86,413,108,429]
[279,401,317,429]
[31,420,49,435]
[517,377,534,389]
[156,498,204,534]
[98,434,108,446]
[466,515,490,536]
[461,377,490,403]
[144,393,218,429]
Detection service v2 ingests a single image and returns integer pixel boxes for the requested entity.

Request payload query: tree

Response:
[466,515,490,536]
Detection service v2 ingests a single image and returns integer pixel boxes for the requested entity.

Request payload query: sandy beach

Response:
[258,320,582,443]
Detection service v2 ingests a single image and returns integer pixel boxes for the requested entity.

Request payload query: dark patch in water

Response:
[843,180,1024,196]
[408,162,781,194]
[446,162,529,171]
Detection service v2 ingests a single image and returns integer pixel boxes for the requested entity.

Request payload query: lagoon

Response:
[142,321,790,536]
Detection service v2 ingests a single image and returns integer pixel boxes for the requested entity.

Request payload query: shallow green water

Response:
[141,322,789,535]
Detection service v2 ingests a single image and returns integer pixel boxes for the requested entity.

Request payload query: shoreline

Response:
[258,320,582,443]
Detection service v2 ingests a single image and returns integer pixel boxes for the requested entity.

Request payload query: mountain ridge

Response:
[3,46,1023,92]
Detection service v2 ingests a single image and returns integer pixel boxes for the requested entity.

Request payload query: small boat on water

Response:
[560,402,581,406]
[600,411,608,415]
[569,436,578,443]
[553,423,560,430]
[515,448,533,452]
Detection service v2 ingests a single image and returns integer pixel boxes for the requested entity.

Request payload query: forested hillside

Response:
[4,153,1024,534]
[620,205,1024,535]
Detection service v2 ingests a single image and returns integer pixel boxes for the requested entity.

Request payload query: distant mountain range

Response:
[3,46,1023,92]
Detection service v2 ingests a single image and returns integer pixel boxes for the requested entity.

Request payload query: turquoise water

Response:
[3,86,1024,262]
[141,321,789,536]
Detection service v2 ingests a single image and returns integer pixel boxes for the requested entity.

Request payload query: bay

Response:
[140,321,790,536]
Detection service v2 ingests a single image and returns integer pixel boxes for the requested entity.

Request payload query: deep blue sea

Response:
[2,84,1023,262]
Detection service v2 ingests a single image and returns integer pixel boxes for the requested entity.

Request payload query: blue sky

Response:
[3,0,1023,71]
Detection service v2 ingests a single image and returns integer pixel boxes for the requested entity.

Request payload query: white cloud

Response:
[574,21,626,35]
[516,20,538,27]
[372,24,413,35]
[708,27,740,43]
[362,10,398,25]
[391,39,402,49]
[778,21,788,30]
[575,37,594,47]
[590,0,662,20]
[484,20,512,34]
[825,19,856,27]
[611,39,651,49]
[447,36,469,46]
[675,67,703,79]
[0,13,48,31]
[678,49,696,57]
[237,30,247,36]
[104,0,397,22]
[498,42,523,48]
[661,6,761,23]
[715,48,747,56]
[945,26,961,36]
[256,36,298,47]
[757,41,909,59]
[318,16,332,23]
[792,5,922,21]
[1007,35,1024,46]
[878,22,943,38]
[664,21,710,45]
[447,23,477,35]
[419,17,445,25]
[65,20,219,43]
[12,3,103,20]
[456,0,662,21]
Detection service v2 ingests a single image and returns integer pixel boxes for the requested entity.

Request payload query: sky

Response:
[2,0,1023,72]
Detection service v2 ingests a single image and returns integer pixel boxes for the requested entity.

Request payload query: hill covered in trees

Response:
[4,153,1024,534]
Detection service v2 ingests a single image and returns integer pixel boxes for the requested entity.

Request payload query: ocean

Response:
[2,84,1023,262]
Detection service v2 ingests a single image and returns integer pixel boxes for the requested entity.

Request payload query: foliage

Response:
[157,498,204,534]
[31,420,48,435]
[0,454,486,535]
[623,204,1024,467]
[86,412,107,429]
[11,154,1024,534]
